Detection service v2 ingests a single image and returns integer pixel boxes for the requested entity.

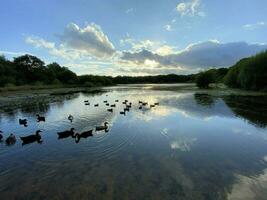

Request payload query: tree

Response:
[196,71,215,88]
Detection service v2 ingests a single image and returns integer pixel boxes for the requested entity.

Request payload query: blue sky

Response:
[1,0,267,75]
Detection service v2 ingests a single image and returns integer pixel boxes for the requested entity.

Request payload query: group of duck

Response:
[0,98,159,146]
[84,99,159,116]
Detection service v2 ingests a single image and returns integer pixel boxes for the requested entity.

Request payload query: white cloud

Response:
[176,0,204,17]
[164,24,172,31]
[60,23,116,58]
[121,41,267,73]
[243,21,266,30]
[125,8,134,14]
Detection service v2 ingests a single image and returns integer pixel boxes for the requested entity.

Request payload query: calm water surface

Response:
[0,84,267,200]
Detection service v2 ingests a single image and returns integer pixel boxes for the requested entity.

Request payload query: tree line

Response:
[1,51,266,90]
[196,50,267,91]
[0,54,195,87]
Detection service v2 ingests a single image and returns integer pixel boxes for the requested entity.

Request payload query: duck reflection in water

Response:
[57,128,76,139]
[75,129,93,143]
[20,130,42,145]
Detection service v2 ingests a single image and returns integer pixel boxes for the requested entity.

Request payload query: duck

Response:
[139,106,142,109]
[36,114,45,122]
[68,115,74,122]
[154,102,159,106]
[139,101,143,104]
[0,130,3,141]
[106,103,110,106]
[84,100,89,103]
[20,130,42,145]
[110,104,116,107]
[124,108,130,112]
[142,102,148,106]
[85,102,90,106]
[120,111,126,115]
[126,105,131,108]
[95,122,109,131]
[107,108,113,112]
[19,118,28,127]
[57,128,76,139]
[94,104,99,107]
[115,100,119,102]
[5,133,16,146]
[150,105,155,108]
[75,129,93,143]
[103,100,108,103]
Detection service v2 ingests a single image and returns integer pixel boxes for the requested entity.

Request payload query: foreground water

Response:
[0,84,267,200]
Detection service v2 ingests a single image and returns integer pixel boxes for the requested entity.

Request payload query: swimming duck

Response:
[115,100,119,102]
[142,102,148,106]
[139,106,142,109]
[19,118,28,127]
[150,105,155,108]
[103,100,108,103]
[120,111,126,115]
[106,103,110,106]
[84,100,89,103]
[5,133,16,146]
[110,104,116,107]
[124,108,130,112]
[94,104,99,107]
[139,101,143,104]
[0,130,3,141]
[57,128,76,139]
[95,122,109,131]
[85,102,90,106]
[75,129,93,143]
[154,102,159,106]
[107,108,113,112]
[36,114,45,122]
[20,130,42,145]
[68,115,74,122]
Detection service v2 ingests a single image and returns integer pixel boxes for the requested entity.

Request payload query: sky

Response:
[0,0,267,76]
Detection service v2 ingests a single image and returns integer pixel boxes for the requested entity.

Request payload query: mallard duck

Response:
[0,130,3,141]
[19,118,28,126]
[107,108,113,112]
[5,133,16,146]
[96,122,109,131]
[110,104,116,107]
[57,128,76,139]
[68,115,74,122]
[36,114,45,122]
[94,104,99,107]
[20,130,42,145]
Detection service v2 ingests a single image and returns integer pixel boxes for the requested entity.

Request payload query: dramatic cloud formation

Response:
[59,23,116,58]
[121,41,267,72]
[176,0,204,17]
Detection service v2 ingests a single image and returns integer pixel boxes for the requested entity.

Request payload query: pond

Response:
[0,84,267,200]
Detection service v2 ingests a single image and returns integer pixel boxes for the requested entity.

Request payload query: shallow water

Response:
[0,84,267,200]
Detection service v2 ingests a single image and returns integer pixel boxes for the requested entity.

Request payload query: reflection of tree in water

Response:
[194,93,215,107]
[223,95,267,128]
